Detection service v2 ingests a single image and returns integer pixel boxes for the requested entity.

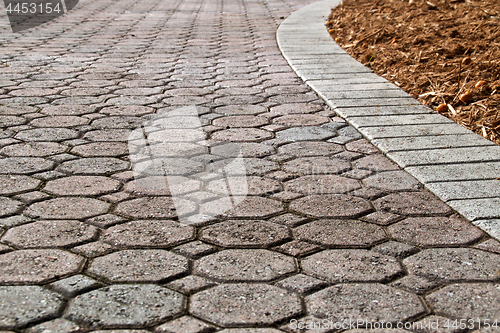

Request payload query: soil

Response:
[326,0,500,145]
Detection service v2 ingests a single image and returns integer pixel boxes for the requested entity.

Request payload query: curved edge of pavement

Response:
[277,0,500,240]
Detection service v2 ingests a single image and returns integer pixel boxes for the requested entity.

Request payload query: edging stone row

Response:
[276,0,500,240]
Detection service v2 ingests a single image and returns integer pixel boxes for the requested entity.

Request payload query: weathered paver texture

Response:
[0,0,499,331]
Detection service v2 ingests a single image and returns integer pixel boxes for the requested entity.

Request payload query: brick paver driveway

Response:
[0,0,499,331]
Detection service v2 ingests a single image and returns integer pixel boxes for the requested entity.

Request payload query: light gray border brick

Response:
[277,0,500,239]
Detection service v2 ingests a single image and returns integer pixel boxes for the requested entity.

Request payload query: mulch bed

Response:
[326,0,500,145]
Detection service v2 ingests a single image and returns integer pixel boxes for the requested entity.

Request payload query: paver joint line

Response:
[0,0,499,330]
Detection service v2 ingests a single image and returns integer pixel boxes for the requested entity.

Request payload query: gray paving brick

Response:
[349,114,453,128]
[307,75,392,88]
[317,82,401,92]
[372,134,495,153]
[359,123,472,139]
[405,162,500,182]
[471,219,500,239]
[324,89,414,101]
[425,180,500,201]
[388,146,500,167]
[326,97,421,108]
[447,198,500,221]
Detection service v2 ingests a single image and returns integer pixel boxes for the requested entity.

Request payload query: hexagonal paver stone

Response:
[194,249,296,282]
[190,284,302,327]
[373,192,452,216]
[426,283,500,320]
[283,157,351,175]
[215,105,267,116]
[290,194,372,218]
[57,158,129,175]
[30,116,89,127]
[278,142,343,157]
[41,105,96,116]
[102,220,194,248]
[285,175,360,195]
[0,249,85,284]
[388,217,484,246]
[49,274,103,298]
[403,248,500,282]
[91,116,144,129]
[306,283,426,323]
[65,285,185,328]
[242,158,279,175]
[14,128,79,142]
[208,176,281,196]
[301,250,402,283]
[2,220,97,248]
[24,198,110,219]
[0,115,26,127]
[43,176,120,196]
[0,142,67,157]
[214,196,284,219]
[166,275,216,295]
[212,115,269,128]
[115,197,196,219]
[276,127,336,142]
[225,142,276,158]
[273,114,330,127]
[0,286,64,330]
[70,142,129,157]
[87,250,189,283]
[274,274,329,295]
[100,105,155,116]
[353,155,400,171]
[362,171,422,191]
[0,197,23,217]
[83,129,132,142]
[212,128,272,142]
[0,175,41,195]
[200,220,290,248]
[270,103,322,115]
[123,176,200,196]
[294,220,386,247]
[0,157,54,174]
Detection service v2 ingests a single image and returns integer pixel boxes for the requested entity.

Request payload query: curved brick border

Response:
[277,0,500,240]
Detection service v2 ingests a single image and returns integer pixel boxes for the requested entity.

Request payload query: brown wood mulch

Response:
[326,0,500,145]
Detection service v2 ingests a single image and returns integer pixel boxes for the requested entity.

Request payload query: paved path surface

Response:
[0,0,499,332]
[277,0,500,240]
